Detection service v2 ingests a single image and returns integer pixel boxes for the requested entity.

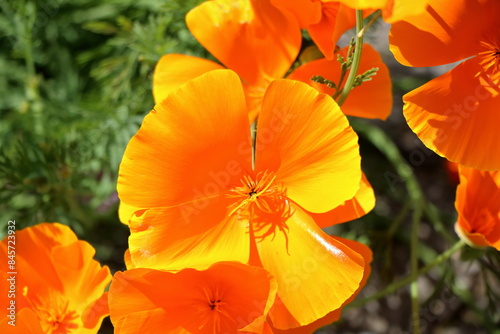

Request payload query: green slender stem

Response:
[251,121,257,170]
[347,240,466,308]
[424,203,456,243]
[332,67,348,100]
[357,10,382,38]
[387,201,410,237]
[410,201,422,333]
[336,10,364,106]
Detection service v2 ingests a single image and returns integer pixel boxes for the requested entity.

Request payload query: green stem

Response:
[347,240,465,308]
[357,10,382,38]
[410,200,422,333]
[336,10,364,106]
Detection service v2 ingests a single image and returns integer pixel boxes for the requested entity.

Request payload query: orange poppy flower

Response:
[153,0,301,122]
[288,43,392,120]
[109,262,277,334]
[118,70,370,327]
[454,166,500,250]
[0,223,111,334]
[390,0,500,170]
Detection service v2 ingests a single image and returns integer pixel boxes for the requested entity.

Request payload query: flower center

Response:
[30,291,80,334]
[478,36,500,82]
[38,304,79,334]
[227,171,293,245]
[208,299,224,311]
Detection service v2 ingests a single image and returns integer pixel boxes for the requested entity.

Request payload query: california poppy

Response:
[153,0,301,122]
[118,70,370,328]
[390,0,500,170]
[0,223,111,334]
[109,262,277,334]
[454,166,500,250]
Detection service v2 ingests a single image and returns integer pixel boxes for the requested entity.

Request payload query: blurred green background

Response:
[0,1,498,333]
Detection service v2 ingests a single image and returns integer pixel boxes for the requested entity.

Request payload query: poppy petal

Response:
[0,308,44,334]
[256,79,361,213]
[270,0,323,28]
[390,0,500,66]
[455,166,500,250]
[186,0,301,87]
[128,197,250,271]
[256,204,366,328]
[403,57,500,170]
[118,201,142,225]
[118,70,252,210]
[109,269,190,333]
[309,172,375,228]
[270,237,372,333]
[382,0,428,23]
[0,223,77,295]
[288,44,392,119]
[51,241,111,313]
[153,54,225,104]
[306,2,341,60]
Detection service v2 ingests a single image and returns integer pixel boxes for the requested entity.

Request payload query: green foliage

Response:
[0,0,205,232]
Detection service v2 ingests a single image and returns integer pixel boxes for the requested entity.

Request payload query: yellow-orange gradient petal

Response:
[0,223,77,296]
[128,196,250,271]
[382,0,428,23]
[403,57,500,170]
[288,43,392,119]
[390,0,500,67]
[309,172,375,228]
[118,70,252,210]
[186,0,301,88]
[256,79,361,213]
[153,54,224,104]
[51,241,111,318]
[305,2,341,60]
[335,0,388,9]
[270,237,372,333]
[455,166,500,250]
[0,308,44,334]
[118,201,142,225]
[257,204,365,328]
[109,262,277,334]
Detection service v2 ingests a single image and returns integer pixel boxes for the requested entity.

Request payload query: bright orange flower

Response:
[118,70,370,328]
[390,0,500,170]
[109,262,277,334]
[288,43,392,120]
[454,166,500,250]
[0,223,111,334]
[153,0,301,121]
